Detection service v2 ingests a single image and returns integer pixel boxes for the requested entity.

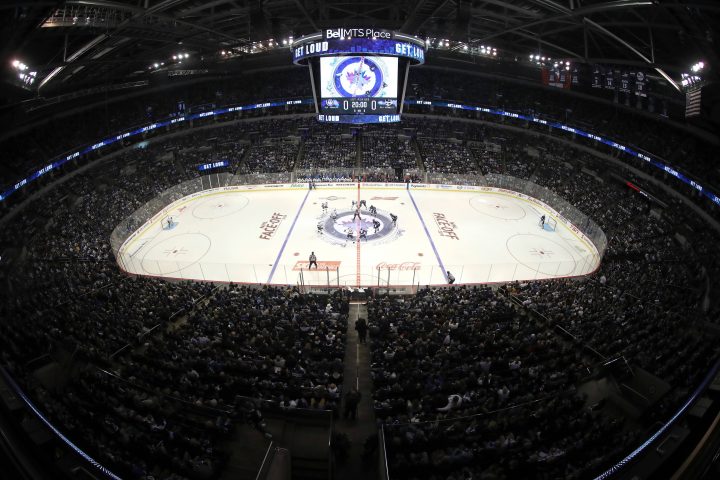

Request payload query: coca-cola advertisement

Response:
[376,261,421,271]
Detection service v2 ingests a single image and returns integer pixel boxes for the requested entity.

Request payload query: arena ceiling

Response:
[0,0,718,94]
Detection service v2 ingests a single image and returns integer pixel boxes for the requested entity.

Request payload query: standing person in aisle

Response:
[344,388,362,420]
[355,317,368,344]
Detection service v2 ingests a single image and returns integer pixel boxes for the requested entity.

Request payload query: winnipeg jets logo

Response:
[345,68,372,91]
[333,57,385,97]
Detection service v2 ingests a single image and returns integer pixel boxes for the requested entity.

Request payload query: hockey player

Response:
[372,219,380,233]
[359,229,368,241]
[359,199,367,209]
[390,213,397,225]
[309,252,318,269]
[369,205,377,215]
[540,215,546,229]
[317,223,323,235]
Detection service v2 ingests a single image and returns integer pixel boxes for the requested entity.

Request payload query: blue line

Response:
[267,188,311,283]
[407,189,448,282]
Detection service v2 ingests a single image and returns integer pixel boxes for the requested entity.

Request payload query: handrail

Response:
[108,285,226,360]
[380,389,564,427]
[594,357,720,479]
[255,441,274,480]
[379,425,390,480]
[95,367,236,416]
[504,290,607,360]
[0,366,121,480]
[52,282,115,309]
[620,383,651,403]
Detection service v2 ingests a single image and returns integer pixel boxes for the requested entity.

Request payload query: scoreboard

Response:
[292,28,425,124]
[319,56,398,116]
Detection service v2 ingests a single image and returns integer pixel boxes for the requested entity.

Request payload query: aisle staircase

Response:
[333,302,379,480]
[412,137,425,171]
[233,144,253,175]
[293,138,306,172]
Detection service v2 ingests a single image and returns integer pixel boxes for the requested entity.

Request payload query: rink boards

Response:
[115,182,601,287]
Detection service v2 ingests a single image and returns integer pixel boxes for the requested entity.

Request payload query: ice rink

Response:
[116,183,601,287]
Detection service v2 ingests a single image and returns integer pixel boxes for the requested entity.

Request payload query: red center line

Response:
[356,182,361,287]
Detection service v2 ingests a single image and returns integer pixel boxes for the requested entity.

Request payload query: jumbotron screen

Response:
[319,56,399,115]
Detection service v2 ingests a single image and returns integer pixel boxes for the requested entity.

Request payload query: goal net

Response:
[541,217,557,231]
[162,216,176,230]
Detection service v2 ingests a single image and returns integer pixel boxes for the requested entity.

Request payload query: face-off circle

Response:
[140,233,212,275]
[319,209,398,245]
[505,233,578,277]
[469,195,527,220]
[333,57,385,97]
[191,195,250,219]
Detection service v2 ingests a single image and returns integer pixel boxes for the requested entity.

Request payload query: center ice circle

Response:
[321,209,395,243]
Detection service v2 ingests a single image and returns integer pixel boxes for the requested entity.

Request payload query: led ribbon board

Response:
[198,160,230,171]
[6,97,718,208]
[291,30,426,66]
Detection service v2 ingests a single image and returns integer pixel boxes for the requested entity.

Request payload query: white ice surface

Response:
[117,184,600,287]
